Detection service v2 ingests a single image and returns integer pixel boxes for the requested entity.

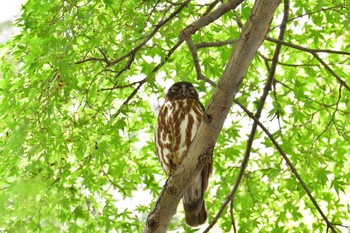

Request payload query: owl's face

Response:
[166,81,199,100]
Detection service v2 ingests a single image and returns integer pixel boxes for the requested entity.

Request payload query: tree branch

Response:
[309,84,342,151]
[179,0,244,40]
[196,39,238,49]
[234,100,338,233]
[265,37,350,56]
[196,36,350,93]
[144,0,280,232]
[111,40,183,119]
[75,0,191,66]
[108,0,191,67]
[265,37,350,92]
[230,200,237,233]
[181,0,244,87]
[185,37,217,86]
[204,1,289,232]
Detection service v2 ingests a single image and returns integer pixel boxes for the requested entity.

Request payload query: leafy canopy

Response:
[0,0,350,232]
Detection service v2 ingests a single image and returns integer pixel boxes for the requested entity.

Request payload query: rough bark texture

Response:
[144,0,281,232]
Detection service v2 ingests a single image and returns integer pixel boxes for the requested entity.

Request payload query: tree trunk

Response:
[144,0,281,232]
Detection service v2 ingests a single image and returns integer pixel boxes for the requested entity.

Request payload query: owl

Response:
[155,81,212,226]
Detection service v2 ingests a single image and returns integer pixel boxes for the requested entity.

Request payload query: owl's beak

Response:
[181,85,188,97]
[182,85,186,97]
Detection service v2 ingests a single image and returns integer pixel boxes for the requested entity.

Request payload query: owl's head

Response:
[166,81,199,100]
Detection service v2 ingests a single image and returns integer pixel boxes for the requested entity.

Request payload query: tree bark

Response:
[144,0,281,232]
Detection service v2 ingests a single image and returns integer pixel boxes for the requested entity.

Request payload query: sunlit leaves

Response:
[0,0,349,232]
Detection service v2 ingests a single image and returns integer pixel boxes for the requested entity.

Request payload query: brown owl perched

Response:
[155,81,212,226]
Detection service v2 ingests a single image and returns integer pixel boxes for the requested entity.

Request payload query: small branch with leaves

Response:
[180,0,243,85]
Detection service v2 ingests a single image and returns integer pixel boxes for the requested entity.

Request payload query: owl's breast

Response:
[155,98,204,175]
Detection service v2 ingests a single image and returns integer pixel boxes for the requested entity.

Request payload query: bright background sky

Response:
[0,0,25,23]
[0,0,25,43]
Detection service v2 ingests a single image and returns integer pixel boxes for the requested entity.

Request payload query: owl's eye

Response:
[188,87,195,93]
[171,87,179,92]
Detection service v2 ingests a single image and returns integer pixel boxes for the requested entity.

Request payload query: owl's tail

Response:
[183,197,207,226]
[182,171,208,227]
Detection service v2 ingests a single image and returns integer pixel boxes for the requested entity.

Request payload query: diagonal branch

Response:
[204,1,289,232]
[107,0,191,67]
[185,37,217,86]
[179,0,244,40]
[234,99,338,233]
[75,0,191,66]
[112,40,183,119]
[86,39,183,121]
[144,0,280,232]
[195,37,350,93]
[182,0,243,87]
[265,37,350,92]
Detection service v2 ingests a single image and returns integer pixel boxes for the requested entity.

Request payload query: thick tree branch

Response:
[144,0,280,232]
[196,39,238,49]
[204,1,289,231]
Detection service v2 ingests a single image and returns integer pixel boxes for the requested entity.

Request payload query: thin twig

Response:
[271,5,346,31]
[312,54,350,92]
[99,81,143,91]
[202,0,221,16]
[185,37,217,86]
[89,53,136,121]
[309,84,342,151]
[185,37,202,78]
[111,40,183,119]
[112,79,146,118]
[265,37,350,92]
[230,200,237,233]
[331,223,350,230]
[266,37,350,56]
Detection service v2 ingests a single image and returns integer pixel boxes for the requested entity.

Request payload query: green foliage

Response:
[1,0,349,232]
